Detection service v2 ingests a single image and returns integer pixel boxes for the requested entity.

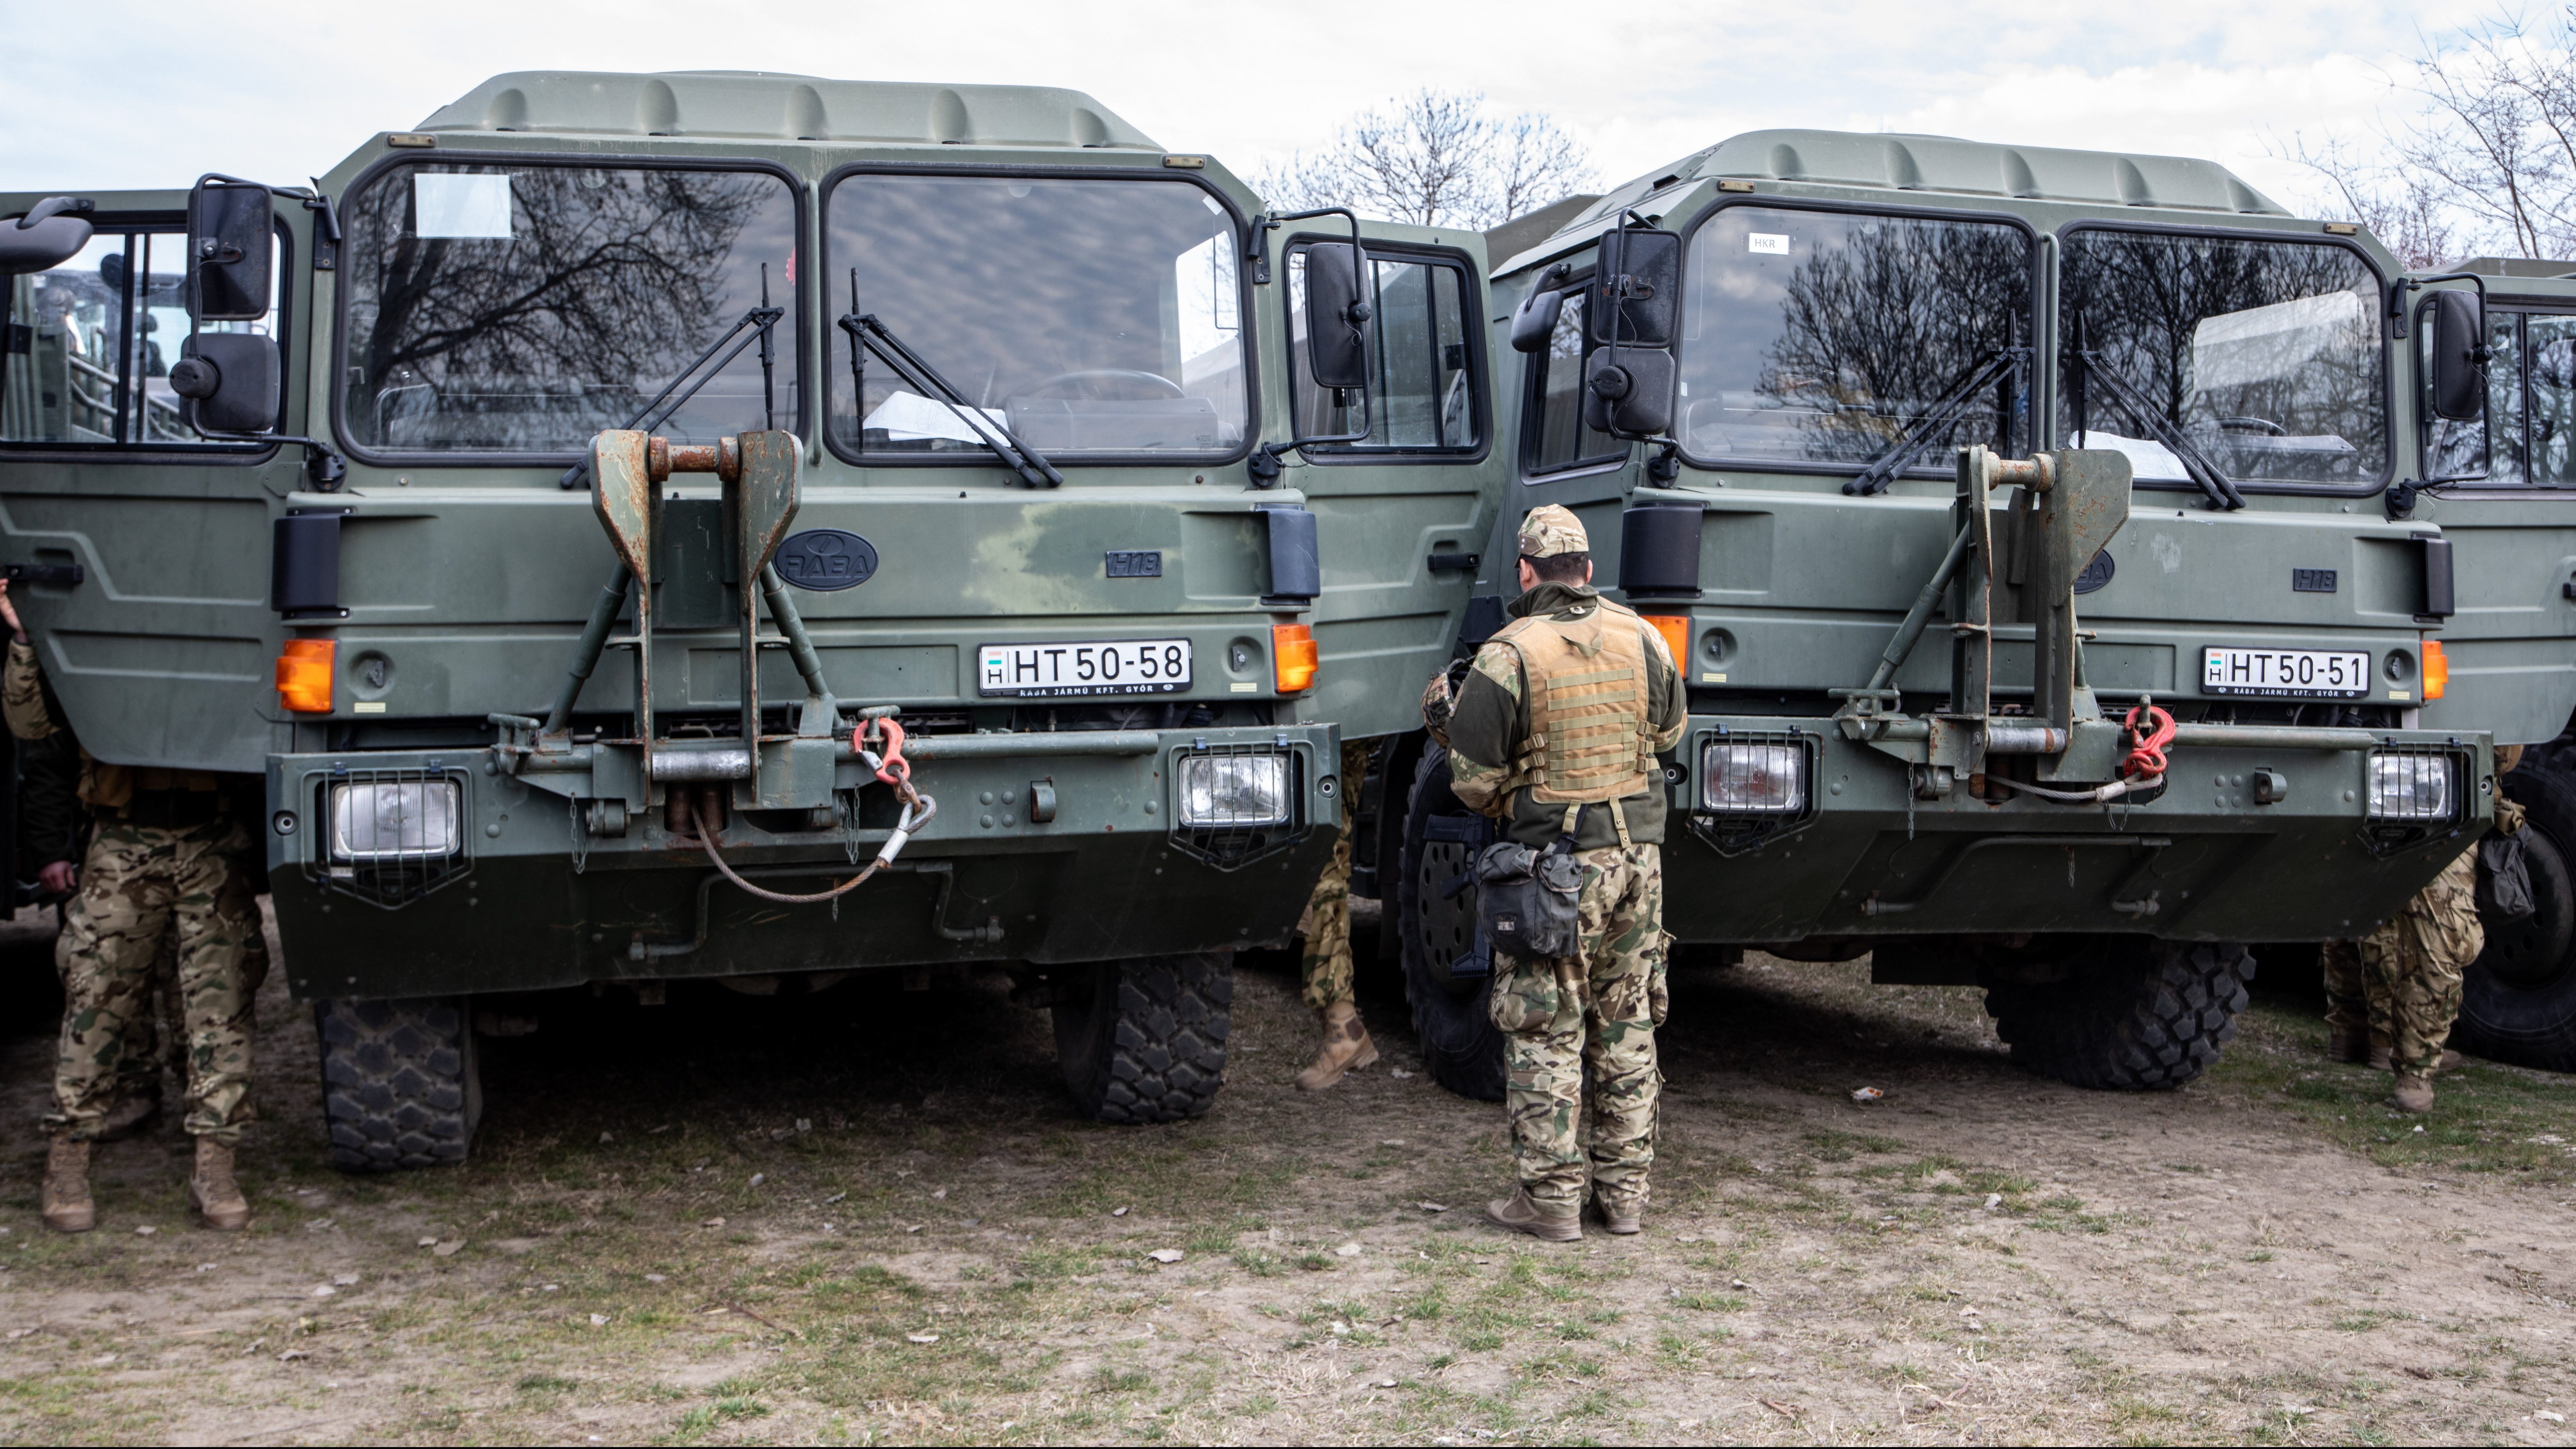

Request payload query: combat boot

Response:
[1484,1188,1580,1242]
[41,1138,94,1234]
[187,1139,250,1232]
[2390,1074,2435,1114]
[1293,1002,1378,1091]
[2326,1027,2369,1063]
[94,1089,163,1144]
[1590,1197,1643,1236]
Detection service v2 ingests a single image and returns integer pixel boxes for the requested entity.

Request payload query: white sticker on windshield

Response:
[412,174,513,239]
[1748,233,1789,256]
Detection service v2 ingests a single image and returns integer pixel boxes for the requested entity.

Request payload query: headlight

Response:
[1177,754,1290,828]
[2366,752,2455,821]
[1701,741,1806,814]
[329,780,463,860]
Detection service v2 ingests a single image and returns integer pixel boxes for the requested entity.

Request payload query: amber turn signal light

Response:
[276,638,335,713]
[1642,614,1691,665]
[2422,639,2448,702]
[1272,623,1319,693]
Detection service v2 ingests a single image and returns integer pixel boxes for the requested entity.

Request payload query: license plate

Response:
[2200,646,2371,699]
[977,638,1192,697]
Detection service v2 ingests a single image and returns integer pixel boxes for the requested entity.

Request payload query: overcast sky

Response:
[0,0,2486,213]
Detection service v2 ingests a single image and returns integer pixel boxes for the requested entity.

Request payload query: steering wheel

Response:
[1015,368,1187,400]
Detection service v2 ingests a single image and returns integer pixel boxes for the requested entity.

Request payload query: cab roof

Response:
[1506,128,2294,269]
[416,71,1162,151]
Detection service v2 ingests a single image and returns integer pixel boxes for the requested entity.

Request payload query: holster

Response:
[1475,836,1583,959]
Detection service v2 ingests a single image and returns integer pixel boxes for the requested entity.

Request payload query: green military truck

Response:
[0,71,1507,1166]
[2408,258,2576,1073]
[1385,130,2538,1097]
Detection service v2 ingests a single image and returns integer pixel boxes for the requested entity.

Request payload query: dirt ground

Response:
[0,899,2573,1447]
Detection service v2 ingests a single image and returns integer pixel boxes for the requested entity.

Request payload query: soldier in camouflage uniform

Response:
[2323,850,2492,1114]
[1439,505,1685,1240]
[0,581,263,1233]
[1293,736,1381,1090]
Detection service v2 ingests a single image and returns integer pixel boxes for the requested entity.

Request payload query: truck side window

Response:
[338,162,800,460]
[1521,284,1624,477]
[2526,315,2576,485]
[1,223,278,449]
[1284,246,1480,455]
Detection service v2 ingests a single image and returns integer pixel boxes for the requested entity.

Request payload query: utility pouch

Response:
[2479,830,2536,921]
[1475,840,1583,958]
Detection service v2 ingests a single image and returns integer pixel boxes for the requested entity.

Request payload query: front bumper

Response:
[264,723,1339,1000]
[1660,714,2491,943]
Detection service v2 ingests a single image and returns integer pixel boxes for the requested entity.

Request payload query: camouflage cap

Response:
[1518,504,1588,559]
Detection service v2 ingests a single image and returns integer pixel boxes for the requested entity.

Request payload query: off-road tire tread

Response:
[314,997,481,1172]
[1055,955,1231,1124]
[1398,748,1508,1101]
[1985,941,2254,1091]
[2458,755,2576,1071]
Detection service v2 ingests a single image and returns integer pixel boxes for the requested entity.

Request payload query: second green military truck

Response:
[0,71,1509,1165]
[1385,130,2538,1097]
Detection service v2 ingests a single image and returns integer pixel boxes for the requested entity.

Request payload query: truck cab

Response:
[0,71,1509,1165]
[1390,131,2525,1098]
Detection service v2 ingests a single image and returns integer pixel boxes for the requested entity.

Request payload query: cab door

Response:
[0,184,319,775]
[1270,220,1504,743]
[2417,286,2576,746]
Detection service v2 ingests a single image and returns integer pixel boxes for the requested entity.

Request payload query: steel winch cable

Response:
[680,718,938,904]
[1985,702,2177,805]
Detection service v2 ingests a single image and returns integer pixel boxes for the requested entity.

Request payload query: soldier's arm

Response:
[1444,643,1525,817]
[1642,623,1687,753]
[1,639,61,742]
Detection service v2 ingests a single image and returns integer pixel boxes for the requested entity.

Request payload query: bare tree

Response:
[2283,9,2576,264]
[1258,89,1596,231]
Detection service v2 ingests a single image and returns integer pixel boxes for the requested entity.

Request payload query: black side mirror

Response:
[2428,289,2488,423]
[187,179,272,322]
[0,197,94,276]
[1583,348,1674,435]
[1302,241,1372,391]
[1510,267,1571,353]
[1589,226,1680,347]
[171,333,279,434]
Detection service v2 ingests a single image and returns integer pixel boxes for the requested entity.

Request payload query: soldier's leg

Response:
[168,823,263,1142]
[2357,916,2402,1068]
[2321,940,2370,1061]
[1489,948,1589,1216]
[43,828,175,1142]
[1582,845,1661,1224]
[1294,740,1377,1090]
[2390,852,2481,1088]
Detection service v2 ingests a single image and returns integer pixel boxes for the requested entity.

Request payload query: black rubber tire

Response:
[1052,953,1231,1123]
[1983,939,2256,1090]
[1396,748,1508,1101]
[2457,759,2576,1071]
[315,997,482,1172]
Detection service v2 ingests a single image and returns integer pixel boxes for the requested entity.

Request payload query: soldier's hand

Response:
[37,861,74,896]
[0,580,22,644]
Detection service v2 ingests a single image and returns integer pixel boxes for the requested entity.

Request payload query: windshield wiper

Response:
[2066,320,2245,511]
[836,273,1062,489]
[556,270,784,491]
[1846,346,2029,496]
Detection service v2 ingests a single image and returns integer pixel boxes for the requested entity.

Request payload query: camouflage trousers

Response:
[47,818,264,1142]
[1487,843,1663,1213]
[1297,738,1375,1012]
[2324,850,2481,1078]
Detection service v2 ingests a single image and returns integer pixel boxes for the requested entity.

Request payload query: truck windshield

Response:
[825,173,1247,459]
[2059,229,2386,487]
[338,162,799,457]
[1674,207,2034,469]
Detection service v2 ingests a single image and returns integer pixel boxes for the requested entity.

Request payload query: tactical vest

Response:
[1492,597,1658,812]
